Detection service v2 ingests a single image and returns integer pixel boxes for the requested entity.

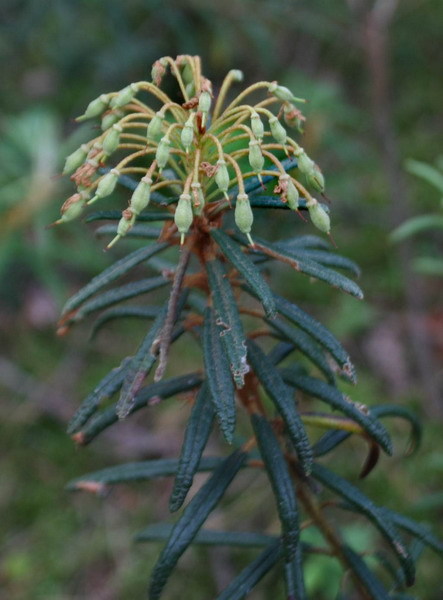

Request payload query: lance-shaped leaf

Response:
[251,414,306,598]
[135,524,277,547]
[311,463,415,586]
[268,317,336,385]
[95,224,163,239]
[206,259,249,388]
[216,540,282,600]
[148,449,247,600]
[66,456,224,492]
[267,341,296,366]
[169,382,215,512]
[341,545,390,600]
[273,293,356,382]
[247,340,312,474]
[281,371,392,455]
[117,307,168,419]
[90,306,162,339]
[65,276,168,325]
[382,508,443,557]
[85,210,173,223]
[313,430,349,457]
[61,242,168,318]
[272,245,361,277]
[202,307,236,443]
[277,234,331,251]
[74,372,202,445]
[252,237,364,300]
[210,229,276,318]
[67,357,131,434]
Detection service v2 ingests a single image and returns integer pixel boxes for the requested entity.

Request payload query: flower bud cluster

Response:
[56,55,331,243]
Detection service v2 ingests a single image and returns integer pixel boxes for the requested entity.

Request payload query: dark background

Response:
[0,1,442,598]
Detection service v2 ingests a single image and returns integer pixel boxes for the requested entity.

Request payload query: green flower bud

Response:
[308,200,330,234]
[235,193,254,245]
[58,193,85,223]
[102,124,122,157]
[89,168,120,204]
[155,136,171,171]
[248,140,264,175]
[250,111,264,141]
[62,144,89,175]
[198,90,211,114]
[306,163,325,193]
[147,110,165,140]
[294,148,315,175]
[286,178,300,211]
[269,116,287,145]
[151,57,168,86]
[76,94,110,121]
[283,103,305,132]
[180,61,194,86]
[268,82,304,104]
[129,175,152,215]
[191,182,205,216]
[229,69,244,82]
[180,113,195,152]
[110,83,139,108]
[107,208,136,249]
[101,109,124,131]
[174,193,193,244]
[214,159,230,199]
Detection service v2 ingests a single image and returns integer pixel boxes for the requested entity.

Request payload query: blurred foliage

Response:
[1,0,442,598]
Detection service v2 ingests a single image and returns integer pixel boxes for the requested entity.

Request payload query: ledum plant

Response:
[57,55,441,599]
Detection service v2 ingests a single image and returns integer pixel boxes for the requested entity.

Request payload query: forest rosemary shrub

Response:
[57,55,442,599]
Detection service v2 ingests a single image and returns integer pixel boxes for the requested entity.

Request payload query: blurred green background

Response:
[1,1,442,598]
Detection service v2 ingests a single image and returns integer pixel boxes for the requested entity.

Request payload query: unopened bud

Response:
[101,109,124,131]
[198,90,211,126]
[76,94,110,121]
[308,200,330,234]
[248,140,264,175]
[180,113,195,152]
[283,103,305,132]
[129,175,152,214]
[174,193,193,244]
[110,83,140,108]
[102,124,122,157]
[191,182,205,216]
[229,69,244,82]
[147,110,165,140]
[155,136,171,171]
[63,144,89,175]
[286,178,300,211]
[268,82,305,104]
[306,163,325,193]
[88,169,120,204]
[53,190,89,225]
[214,159,230,199]
[235,193,254,245]
[269,116,287,145]
[294,148,315,175]
[107,208,136,249]
[250,111,264,141]
[151,57,168,86]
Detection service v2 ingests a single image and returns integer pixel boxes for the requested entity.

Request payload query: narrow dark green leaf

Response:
[341,545,390,600]
[67,357,131,434]
[216,540,282,600]
[95,224,163,239]
[135,524,277,547]
[371,406,422,454]
[66,276,168,325]
[169,382,215,512]
[311,463,415,586]
[278,234,331,250]
[202,307,236,443]
[313,430,349,457]
[210,229,276,318]
[247,340,313,474]
[116,307,168,419]
[251,414,305,600]
[253,237,364,299]
[273,293,356,382]
[85,210,173,223]
[61,242,168,317]
[76,372,202,444]
[273,245,361,277]
[206,258,248,388]
[66,456,224,490]
[383,508,443,557]
[148,450,247,600]
[267,341,295,366]
[268,317,336,384]
[282,371,392,455]
[90,306,162,339]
